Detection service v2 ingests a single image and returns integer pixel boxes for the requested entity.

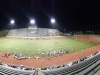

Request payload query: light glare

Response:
[11,20,14,24]
[30,20,35,24]
[51,19,55,23]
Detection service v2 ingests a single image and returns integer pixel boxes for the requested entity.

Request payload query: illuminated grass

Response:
[0,37,96,56]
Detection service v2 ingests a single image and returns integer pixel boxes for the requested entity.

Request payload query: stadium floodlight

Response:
[11,20,15,24]
[51,18,55,28]
[30,19,35,24]
[10,20,15,30]
[51,18,55,23]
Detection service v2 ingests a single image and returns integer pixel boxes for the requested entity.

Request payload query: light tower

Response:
[10,20,15,30]
[51,18,55,28]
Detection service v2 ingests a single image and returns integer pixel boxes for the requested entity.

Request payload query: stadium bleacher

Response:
[16,28,28,37]
[94,70,100,75]
[0,65,34,75]
[7,29,18,37]
[41,52,100,75]
[7,28,62,37]
[37,28,48,36]
[48,29,60,36]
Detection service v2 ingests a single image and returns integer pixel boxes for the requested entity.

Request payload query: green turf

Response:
[0,37,97,56]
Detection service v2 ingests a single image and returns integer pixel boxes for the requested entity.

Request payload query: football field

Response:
[0,37,96,56]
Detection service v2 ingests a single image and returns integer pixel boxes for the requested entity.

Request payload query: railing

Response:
[42,53,100,75]
[0,65,34,75]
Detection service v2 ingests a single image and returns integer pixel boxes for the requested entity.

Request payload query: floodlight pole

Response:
[11,20,14,30]
[30,19,35,30]
[53,23,54,29]
[12,24,13,30]
[51,19,55,29]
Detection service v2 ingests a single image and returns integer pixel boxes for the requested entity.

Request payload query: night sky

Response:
[0,0,100,31]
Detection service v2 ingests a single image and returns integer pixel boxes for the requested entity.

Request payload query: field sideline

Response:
[0,37,96,56]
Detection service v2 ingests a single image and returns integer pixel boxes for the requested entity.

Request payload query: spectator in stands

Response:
[11,64,17,68]
[47,67,51,70]
[20,64,24,70]
[0,62,3,65]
